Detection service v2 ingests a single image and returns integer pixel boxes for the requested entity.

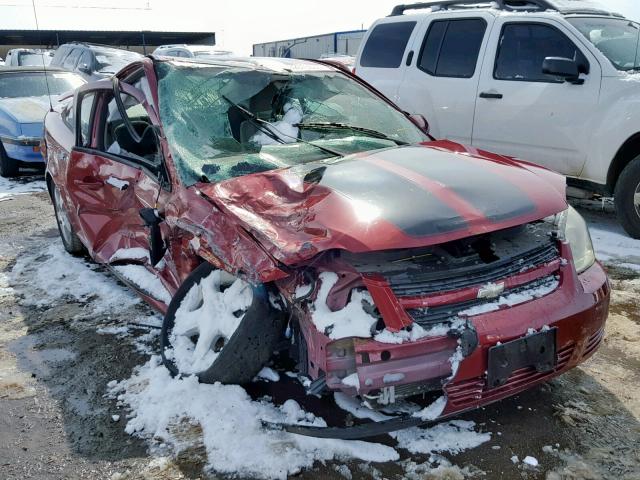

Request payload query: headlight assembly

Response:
[550,206,596,274]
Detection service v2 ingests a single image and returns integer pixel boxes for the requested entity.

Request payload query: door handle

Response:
[479,92,503,99]
[76,177,103,190]
[106,176,130,191]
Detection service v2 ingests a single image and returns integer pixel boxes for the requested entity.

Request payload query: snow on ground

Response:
[113,265,172,304]
[11,242,141,316]
[0,175,46,201]
[109,357,398,480]
[585,211,640,271]
[393,420,491,455]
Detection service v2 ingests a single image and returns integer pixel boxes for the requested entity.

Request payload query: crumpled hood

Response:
[198,141,567,265]
[0,96,50,124]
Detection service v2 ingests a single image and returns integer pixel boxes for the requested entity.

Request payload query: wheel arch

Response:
[608,132,640,192]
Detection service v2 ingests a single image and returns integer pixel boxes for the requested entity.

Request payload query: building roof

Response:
[0,30,215,47]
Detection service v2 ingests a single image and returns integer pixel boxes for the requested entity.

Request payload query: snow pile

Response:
[523,455,539,467]
[459,277,559,317]
[0,175,46,201]
[11,242,140,315]
[109,356,398,479]
[587,215,640,271]
[165,270,253,375]
[113,265,172,304]
[393,420,491,455]
[251,101,303,146]
[310,272,378,340]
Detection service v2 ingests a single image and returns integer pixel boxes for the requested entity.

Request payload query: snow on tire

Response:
[161,262,285,385]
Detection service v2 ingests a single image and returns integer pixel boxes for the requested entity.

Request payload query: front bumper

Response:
[302,251,610,408]
[1,136,44,163]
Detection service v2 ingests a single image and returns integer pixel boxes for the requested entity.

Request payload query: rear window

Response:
[360,21,416,68]
[419,18,487,78]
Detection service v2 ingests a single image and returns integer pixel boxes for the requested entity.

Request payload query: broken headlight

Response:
[553,207,596,274]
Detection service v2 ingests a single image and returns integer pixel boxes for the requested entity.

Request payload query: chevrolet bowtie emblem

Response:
[477,282,505,299]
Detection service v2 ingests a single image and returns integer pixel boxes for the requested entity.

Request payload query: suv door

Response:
[356,18,420,103]
[396,12,494,143]
[472,17,601,176]
[65,76,167,264]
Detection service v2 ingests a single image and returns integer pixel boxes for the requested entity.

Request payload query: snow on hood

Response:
[199,142,567,265]
[0,95,51,124]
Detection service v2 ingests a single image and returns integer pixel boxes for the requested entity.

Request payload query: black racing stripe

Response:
[385,147,536,222]
[306,159,466,237]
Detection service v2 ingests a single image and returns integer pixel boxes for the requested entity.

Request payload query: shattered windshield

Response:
[568,17,640,71]
[156,61,428,185]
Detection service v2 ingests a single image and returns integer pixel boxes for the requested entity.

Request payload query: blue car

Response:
[0,66,84,177]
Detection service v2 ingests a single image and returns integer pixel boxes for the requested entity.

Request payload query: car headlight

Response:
[554,206,596,274]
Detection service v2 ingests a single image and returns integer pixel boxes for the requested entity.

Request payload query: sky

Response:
[0,0,639,55]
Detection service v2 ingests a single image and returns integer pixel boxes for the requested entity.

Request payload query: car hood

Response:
[0,95,50,124]
[198,141,567,265]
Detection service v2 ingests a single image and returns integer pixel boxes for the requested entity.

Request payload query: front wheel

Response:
[614,156,640,239]
[160,262,285,384]
[0,143,18,178]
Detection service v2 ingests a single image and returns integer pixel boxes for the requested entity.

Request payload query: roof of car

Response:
[388,1,624,19]
[61,42,142,56]
[155,44,228,52]
[0,66,70,74]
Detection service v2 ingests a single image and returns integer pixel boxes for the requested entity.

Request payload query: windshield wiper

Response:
[295,122,409,146]
[221,95,345,159]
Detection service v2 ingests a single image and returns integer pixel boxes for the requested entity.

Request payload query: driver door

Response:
[66,77,167,265]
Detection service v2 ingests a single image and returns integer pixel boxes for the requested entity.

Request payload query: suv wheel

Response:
[161,262,285,384]
[0,143,18,177]
[615,155,640,239]
[51,182,85,254]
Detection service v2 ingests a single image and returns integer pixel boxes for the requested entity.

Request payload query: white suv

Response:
[356,0,640,238]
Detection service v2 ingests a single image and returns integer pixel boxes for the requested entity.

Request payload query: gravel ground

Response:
[0,176,638,479]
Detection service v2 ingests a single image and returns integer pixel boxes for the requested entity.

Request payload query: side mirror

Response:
[542,57,583,84]
[78,63,91,74]
[408,113,430,134]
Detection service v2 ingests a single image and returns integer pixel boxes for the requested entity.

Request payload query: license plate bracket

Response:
[487,328,557,389]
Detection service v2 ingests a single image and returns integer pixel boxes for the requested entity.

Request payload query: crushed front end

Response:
[279,210,610,428]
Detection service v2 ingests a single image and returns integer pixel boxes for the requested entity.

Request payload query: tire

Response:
[161,262,285,385]
[0,142,19,178]
[614,155,640,239]
[51,181,85,255]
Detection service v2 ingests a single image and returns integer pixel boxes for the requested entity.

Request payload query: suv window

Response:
[103,93,160,166]
[63,48,82,70]
[361,21,417,68]
[495,23,587,82]
[79,93,96,147]
[419,18,487,78]
[78,50,93,71]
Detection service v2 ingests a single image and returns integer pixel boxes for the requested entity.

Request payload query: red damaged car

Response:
[43,56,609,438]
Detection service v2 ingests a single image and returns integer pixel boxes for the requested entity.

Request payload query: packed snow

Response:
[586,212,640,271]
[375,317,467,344]
[310,272,378,340]
[0,175,46,201]
[393,420,491,455]
[165,270,253,375]
[108,247,150,263]
[523,455,539,467]
[113,265,172,304]
[459,277,559,317]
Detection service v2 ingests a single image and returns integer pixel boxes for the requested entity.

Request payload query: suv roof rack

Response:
[390,0,622,17]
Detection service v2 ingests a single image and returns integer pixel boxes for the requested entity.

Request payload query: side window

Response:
[63,48,82,70]
[79,93,96,147]
[495,23,587,82]
[61,98,75,131]
[419,18,487,78]
[78,50,93,71]
[360,21,417,68]
[102,92,160,166]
